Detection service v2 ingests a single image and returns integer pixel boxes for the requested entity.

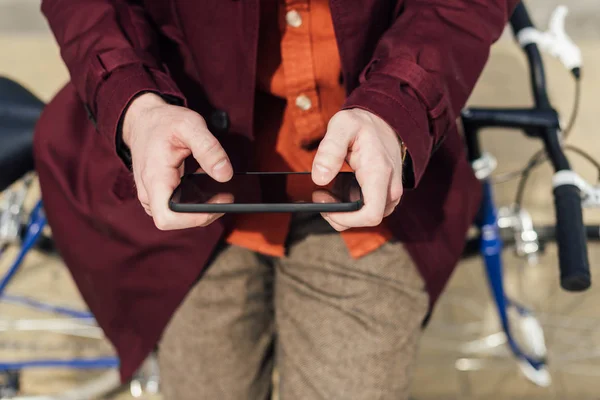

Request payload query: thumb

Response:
[178,114,233,183]
[312,113,358,186]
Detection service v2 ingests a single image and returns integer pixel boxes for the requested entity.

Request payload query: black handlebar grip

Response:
[510,2,535,34]
[554,184,591,291]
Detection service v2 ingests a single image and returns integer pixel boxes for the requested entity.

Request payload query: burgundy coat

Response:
[35,0,517,381]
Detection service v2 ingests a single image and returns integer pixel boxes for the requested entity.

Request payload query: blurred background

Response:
[0,0,599,398]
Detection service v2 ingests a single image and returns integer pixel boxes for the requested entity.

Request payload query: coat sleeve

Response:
[41,0,186,147]
[343,0,520,188]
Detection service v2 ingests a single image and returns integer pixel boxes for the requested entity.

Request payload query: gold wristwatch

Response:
[400,139,407,163]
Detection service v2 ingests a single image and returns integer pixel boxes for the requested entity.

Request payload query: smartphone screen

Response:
[169,172,362,212]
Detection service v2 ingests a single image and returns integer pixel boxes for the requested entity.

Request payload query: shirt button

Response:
[285,10,302,28]
[295,95,312,111]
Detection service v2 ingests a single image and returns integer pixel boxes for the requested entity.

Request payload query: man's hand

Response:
[312,109,404,231]
[122,93,233,230]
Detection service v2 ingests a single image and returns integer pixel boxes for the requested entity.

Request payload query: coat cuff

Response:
[342,74,433,188]
[92,64,186,166]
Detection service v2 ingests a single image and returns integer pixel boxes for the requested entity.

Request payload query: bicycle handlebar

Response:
[553,184,591,290]
[491,2,591,291]
[510,2,551,109]
[509,1,535,32]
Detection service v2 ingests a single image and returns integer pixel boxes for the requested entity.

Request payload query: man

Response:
[35,0,517,398]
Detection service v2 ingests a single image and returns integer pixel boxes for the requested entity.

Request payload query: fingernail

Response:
[316,164,330,173]
[313,164,330,183]
[212,159,231,178]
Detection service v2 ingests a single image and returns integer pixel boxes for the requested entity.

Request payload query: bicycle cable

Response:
[514,144,600,208]
[561,77,581,140]
[514,149,546,207]
[493,75,582,185]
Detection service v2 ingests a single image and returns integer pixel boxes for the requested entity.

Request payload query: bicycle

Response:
[419,2,600,397]
[0,79,158,398]
[1,1,598,398]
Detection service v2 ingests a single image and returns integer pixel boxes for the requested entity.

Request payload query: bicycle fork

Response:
[478,179,550,386]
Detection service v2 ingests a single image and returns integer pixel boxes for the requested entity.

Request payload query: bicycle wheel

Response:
[0,242,122,398]
[1,179,161,399]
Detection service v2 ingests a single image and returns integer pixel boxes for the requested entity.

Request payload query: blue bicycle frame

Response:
[477,176,546,371]
[0,199,119,371]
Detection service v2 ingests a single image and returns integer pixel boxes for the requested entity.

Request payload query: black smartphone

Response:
[169,172,363,213]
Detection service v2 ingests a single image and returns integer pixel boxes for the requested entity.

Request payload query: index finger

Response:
[207,192,234,205]
[312,189,339,204]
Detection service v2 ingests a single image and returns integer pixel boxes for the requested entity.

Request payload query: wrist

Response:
[122,92,166,147]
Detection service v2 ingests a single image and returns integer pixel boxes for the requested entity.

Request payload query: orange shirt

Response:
[226,0,393,258]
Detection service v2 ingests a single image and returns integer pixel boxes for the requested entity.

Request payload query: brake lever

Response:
[498,206,540,262]
[516,5,582,76]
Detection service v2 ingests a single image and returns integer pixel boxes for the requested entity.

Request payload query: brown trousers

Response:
[158,215,428,400]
